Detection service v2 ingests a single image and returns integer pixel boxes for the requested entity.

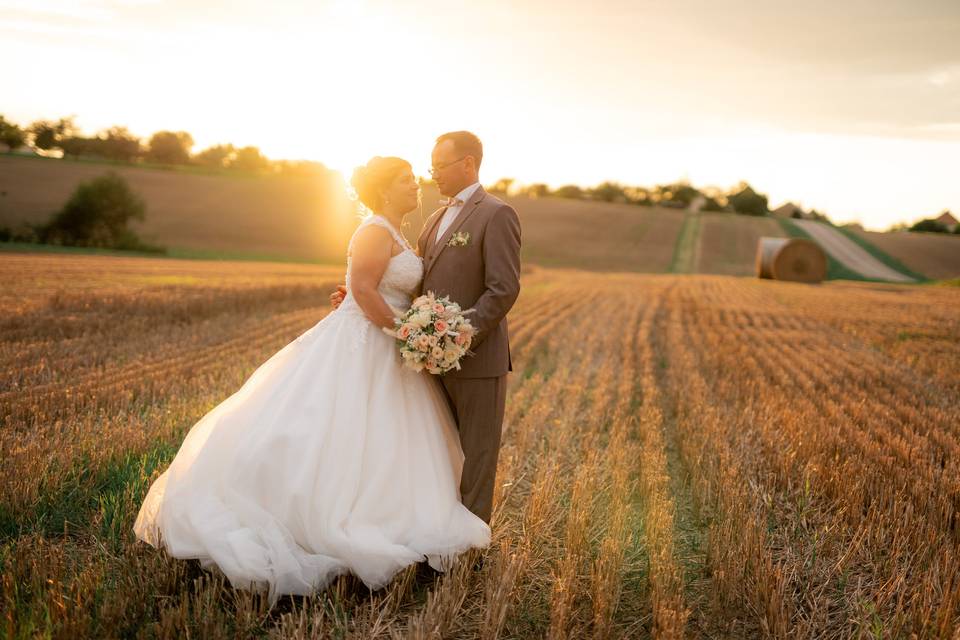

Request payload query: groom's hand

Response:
[329,284,347,309]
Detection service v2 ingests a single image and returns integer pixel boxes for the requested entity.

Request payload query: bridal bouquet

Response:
[383,292,475,374]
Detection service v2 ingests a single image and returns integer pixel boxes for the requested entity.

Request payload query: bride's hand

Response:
[329,284,346,309]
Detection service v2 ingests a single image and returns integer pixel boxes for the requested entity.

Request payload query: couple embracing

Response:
[133,131,523,604]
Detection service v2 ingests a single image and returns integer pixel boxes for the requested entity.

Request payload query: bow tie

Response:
[440,196,464,207]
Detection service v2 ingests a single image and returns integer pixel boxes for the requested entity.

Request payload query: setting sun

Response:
[4,1,959,229]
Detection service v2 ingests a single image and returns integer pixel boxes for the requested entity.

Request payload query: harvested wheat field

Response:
[3,252,960,639]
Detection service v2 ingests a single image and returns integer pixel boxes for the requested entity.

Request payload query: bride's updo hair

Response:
[350,156,411,214]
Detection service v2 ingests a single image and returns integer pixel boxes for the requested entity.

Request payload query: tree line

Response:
[486,177,822,220]
[3,114,954,234]
[0,114,327,177]
[488,179,958,233]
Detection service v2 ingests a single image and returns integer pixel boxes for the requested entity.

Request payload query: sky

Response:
[3,0,959,230]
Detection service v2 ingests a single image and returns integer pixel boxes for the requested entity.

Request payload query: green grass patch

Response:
[832,226,929,282]
[0,439,179,544]
[933,278,960,287]
[0,240,340,266]
[670,213,701,274]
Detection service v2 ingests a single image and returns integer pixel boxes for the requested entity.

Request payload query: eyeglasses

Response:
[429,156,468,176]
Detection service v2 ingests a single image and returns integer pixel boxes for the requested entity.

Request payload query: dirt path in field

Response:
[791,219,916,282]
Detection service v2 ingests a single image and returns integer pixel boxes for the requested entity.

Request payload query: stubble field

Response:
[2,252,960,639]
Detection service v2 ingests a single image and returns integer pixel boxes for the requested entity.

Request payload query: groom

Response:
[332,131,522,524]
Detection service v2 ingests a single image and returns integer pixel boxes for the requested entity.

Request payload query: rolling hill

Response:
[2,154,958,280]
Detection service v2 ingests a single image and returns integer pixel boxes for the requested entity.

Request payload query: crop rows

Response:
[2,254,958,638]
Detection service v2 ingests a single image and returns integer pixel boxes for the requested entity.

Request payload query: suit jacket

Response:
[416,185,522,379]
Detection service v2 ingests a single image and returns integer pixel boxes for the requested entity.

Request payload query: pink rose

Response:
[397,325,412,339]
[433,303,445,314]
[434,319,449,334]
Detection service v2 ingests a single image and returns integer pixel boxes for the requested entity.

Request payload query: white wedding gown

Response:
[133,214,490,604]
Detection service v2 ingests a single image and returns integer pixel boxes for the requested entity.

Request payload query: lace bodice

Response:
[341,215,423,313]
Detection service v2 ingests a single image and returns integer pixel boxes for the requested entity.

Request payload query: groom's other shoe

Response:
[414,559,441,586]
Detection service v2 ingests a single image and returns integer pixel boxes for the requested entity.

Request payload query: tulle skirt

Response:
[133,304,490,604]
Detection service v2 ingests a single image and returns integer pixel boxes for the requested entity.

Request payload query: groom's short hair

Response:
[436,131,483,169]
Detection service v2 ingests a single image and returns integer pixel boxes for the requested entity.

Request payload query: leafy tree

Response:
[523,183,551,198]
[60,135,96,158]
[489,178,515,194]
[229,146,268,172]
[193,143,236,169]
[624,186,652,206]
[28,117,76,150]
[655,181,701,207]
[40,172,161,252]
[590,181,627,203]
[808,208,832,224]
[146,130,194,164]
[0,115,26,150]
[97,127,141,162]
[701,196,725,211]
[909,218,949,233]
[700,186,727,211]
[727,182,769,216]
[554,185,583,199]
[63,127,141,162]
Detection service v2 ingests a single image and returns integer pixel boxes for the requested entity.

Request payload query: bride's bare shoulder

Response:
[348,223,393,260]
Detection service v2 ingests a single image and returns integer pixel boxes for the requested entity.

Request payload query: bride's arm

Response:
[349,226,401,330]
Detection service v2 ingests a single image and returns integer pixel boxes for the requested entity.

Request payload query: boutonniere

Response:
[447,231,471,247]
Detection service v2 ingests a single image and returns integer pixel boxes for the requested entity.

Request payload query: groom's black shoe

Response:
[414,560,441,585]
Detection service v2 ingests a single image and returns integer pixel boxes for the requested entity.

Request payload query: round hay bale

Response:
[756,237,827,283]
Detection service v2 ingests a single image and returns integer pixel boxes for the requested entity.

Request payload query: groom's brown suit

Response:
[416,186,522,523]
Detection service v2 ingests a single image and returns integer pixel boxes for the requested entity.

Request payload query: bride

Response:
[133,156,491,605]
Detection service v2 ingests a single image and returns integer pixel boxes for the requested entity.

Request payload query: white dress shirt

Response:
[435,182,481,243]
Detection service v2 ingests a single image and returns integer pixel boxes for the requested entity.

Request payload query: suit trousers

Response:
[438,374,508,524]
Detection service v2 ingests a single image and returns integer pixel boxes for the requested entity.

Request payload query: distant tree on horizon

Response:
[193,143,236,169]
[650,181,702,208]
[522,183,551,198]
[808,208,832,224]
[28,117,76,150]
[230,146,269,172]
[146,130,194,165]
[590,181,627,203]
[61,127,141,163]
[727,182,769,216]
[909,218,949,234]
[554,184,583,199]
[623,185,652,206]
[0,115,26,150]
[489,177,515,194]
